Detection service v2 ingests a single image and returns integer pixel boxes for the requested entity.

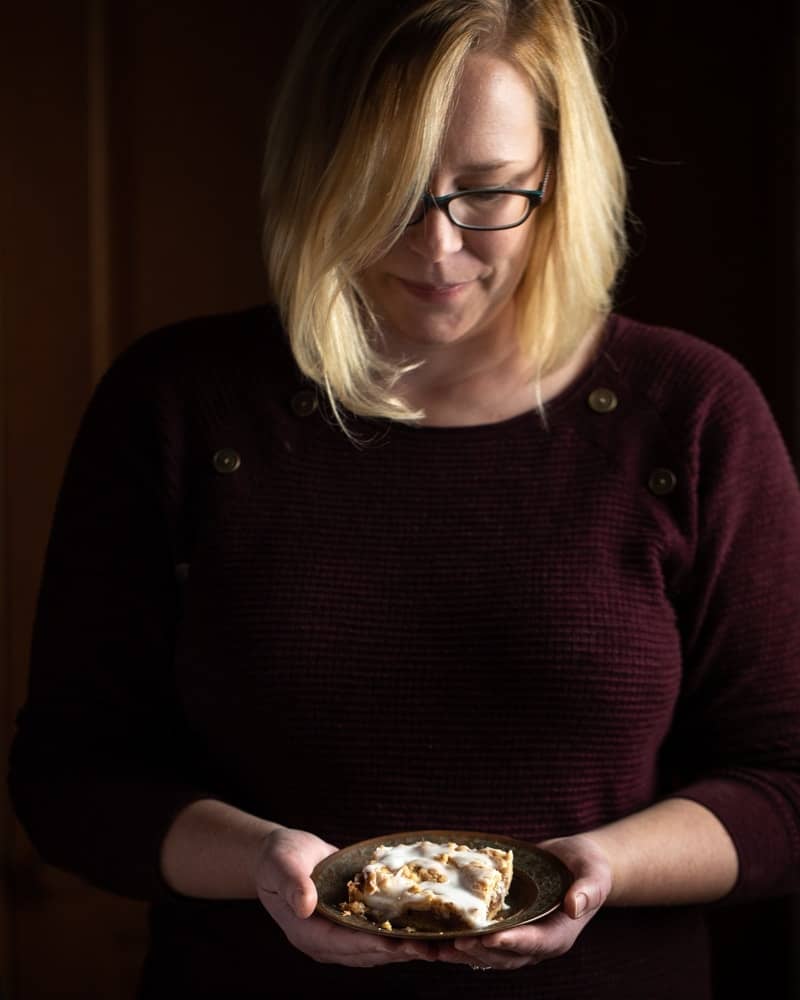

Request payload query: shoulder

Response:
[604,313,762,407]
[596,314,796,505]
[73,304,307,473]
[601,313,781,448]
[87,304,305,439]
[103,303,292,389]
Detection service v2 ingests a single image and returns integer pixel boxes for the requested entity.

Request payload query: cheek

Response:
[480,231,532,287]
[359,244,403,291]
[357,264,389,307]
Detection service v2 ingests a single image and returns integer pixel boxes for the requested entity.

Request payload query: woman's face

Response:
[359,53,546,352]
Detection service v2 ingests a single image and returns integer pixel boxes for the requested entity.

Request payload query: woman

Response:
[9,1,800,997]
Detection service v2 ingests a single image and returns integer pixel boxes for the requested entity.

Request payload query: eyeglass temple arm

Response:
[539,162,553,199]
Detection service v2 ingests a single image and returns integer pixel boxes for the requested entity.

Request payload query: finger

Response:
[337,937,437,965]
[487,911,577,950]
[439,939,531,970]
[391,941,438,964]
[259,866,317,918]
[564,881,602,919]
[537,836,613,920]
[339,941,437,967]
[290,880,318,919]
[258,832,324,918]
[555,860,606,920]
[272,904,437,966]
[453,933,538,960]
[451,911,580,965]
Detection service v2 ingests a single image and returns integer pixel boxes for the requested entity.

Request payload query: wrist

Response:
[581,798,738,907]
[252,823,288,886]
[573,830,624,905]
[161,798,283,899]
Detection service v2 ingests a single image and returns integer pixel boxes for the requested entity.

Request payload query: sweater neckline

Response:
[386,313,620,437]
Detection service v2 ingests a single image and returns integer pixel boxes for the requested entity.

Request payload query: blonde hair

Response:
[261,0,627,424]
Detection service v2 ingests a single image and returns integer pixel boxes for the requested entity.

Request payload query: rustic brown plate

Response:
[311,829,571,940]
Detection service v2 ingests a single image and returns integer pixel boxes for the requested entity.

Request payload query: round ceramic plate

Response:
[311,829,571,939]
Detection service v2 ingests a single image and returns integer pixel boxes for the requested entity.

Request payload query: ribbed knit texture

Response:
[9,305,800,998]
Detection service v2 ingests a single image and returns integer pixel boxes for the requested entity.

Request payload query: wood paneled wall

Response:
[3,6,98,994]
[2,4,306,996]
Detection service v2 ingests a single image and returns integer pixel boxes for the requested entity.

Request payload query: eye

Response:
[449,189,532,229]
[466,190,507,203]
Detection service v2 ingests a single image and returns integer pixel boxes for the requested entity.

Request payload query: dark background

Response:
[603,1,799,466]
[2,1,798,996]
[603,3,800,994]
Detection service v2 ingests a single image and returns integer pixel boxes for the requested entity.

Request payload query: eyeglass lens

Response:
[410,191,533,229]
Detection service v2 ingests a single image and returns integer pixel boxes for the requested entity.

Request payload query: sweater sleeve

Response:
[8,339,215,901]
[664,354,800,903]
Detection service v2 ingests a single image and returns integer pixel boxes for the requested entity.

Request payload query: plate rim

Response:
[310,828,571,940]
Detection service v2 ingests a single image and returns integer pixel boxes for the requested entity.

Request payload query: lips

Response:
[396,277,474,301]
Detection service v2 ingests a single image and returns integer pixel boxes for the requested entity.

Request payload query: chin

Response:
[392,317,478,347]
[381,298,489,348]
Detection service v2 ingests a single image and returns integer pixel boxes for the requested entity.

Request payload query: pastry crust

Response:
[344,840,514,931]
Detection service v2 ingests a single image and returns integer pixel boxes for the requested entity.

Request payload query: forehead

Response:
[439,53,542,170]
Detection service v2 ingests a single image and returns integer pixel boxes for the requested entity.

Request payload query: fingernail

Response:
[573,892,588,918]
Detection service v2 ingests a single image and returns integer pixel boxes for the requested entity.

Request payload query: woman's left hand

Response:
[434,834,613,971]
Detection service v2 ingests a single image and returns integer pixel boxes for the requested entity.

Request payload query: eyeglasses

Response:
[407,165,551,232]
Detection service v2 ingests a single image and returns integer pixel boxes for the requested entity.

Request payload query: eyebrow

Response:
[454,159,525,172]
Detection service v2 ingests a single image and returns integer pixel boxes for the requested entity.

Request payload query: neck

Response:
[383,308,603,428]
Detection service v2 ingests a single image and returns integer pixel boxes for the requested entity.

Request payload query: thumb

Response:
[538,835,613,920]
[257,828,320,918]
[288,879,318,919]
[564,881,600,919]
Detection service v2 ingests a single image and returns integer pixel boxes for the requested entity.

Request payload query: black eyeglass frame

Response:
[408,164,551,232]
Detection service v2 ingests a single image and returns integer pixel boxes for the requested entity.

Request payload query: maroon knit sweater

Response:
[9,306,800,999]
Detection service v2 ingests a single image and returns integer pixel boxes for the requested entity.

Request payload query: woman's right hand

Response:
[255,826,436,967]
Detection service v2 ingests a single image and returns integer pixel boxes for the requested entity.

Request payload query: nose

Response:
[405,204,464,262]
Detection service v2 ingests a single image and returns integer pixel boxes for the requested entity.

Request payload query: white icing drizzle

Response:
[355,840,512,929]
